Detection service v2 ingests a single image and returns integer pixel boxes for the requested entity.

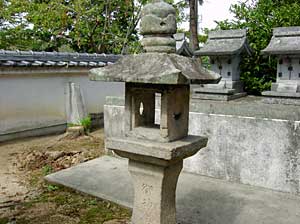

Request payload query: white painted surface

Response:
[0,73,124,135]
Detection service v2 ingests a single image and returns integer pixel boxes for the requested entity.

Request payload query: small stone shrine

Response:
[262,26,300,105]
[174,33,193,57]
[194,29,251,101]
[89,0,220,223]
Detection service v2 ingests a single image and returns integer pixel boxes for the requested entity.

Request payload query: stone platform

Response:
[45,156,300,224]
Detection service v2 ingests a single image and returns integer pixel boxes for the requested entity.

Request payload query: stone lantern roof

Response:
[262,27,300,55]
[89,53,220,85]
[90,0,220,85]
[195,29,251,56]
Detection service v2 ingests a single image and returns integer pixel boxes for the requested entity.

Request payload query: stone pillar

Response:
[129,160,183,224]
[66,82,88,125]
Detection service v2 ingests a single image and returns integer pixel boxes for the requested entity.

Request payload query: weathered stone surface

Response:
[262,27,300,101]
[141,37,175,47]
[64,126,85,139]
[160,85,189,141]
[141,37,176,53]
[140,14,176,35]
[66,82,87,125]
[192,80,247,101]
[91,1,216,223]
[123,84,190,142]
[262,26,300,55]
[194,80,244,93]
[106,135,207,165]
[141,0,176,19]
[104,96,300,194]
[262,95,300,105]
[174,33,193,57]
[192,92,247,101]
[262,91,300,98]
[140,0,176,35]
[194,29,249,100]
[139,0,177,53]
[89,53,221,85]
[195,29,251,56]
[129,160,182,224]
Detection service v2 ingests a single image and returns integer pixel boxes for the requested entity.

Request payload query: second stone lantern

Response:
[90,1,220,223]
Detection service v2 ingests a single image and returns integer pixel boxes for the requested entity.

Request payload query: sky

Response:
[180,0,240,32]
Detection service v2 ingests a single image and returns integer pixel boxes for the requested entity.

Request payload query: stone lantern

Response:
[262,27,300,104]
[194,29,251,101]
[89,1,220,223]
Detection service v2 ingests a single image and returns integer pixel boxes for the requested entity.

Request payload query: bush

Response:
[80,116,92,134]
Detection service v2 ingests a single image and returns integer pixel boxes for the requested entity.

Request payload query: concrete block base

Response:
[262,91,300,105]
[192,91,247,101]
[0,123,66,143]
[192,80,246,101]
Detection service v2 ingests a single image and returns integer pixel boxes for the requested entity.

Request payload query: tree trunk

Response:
[190,0,199,51]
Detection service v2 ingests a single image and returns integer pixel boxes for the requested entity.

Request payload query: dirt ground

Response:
[0,129,130,224]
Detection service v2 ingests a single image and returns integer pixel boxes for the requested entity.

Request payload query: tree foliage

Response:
[0,0,186,54]
[217,0,300,95]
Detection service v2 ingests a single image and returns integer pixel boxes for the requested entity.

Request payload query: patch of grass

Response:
[68,116,92,135]
[2,187,130,224]
[1,129,129,223]
[42,164,53,176]
[46,184,60,192]
[80,116,92,134]
[0,218,9,224]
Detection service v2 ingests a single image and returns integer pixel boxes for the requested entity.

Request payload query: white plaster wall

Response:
[0,74,124,135]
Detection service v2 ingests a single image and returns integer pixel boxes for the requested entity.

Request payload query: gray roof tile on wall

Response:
[0,50,120,67]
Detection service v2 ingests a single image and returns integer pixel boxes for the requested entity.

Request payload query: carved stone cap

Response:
[140,0,177,53]
[89,53,221,85]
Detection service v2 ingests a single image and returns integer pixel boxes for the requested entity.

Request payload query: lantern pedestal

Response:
[106,136,207,224]
[128,160,182,224]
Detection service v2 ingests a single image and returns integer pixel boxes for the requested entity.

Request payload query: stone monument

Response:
[89,0,220,223]
[262,26,300,105]
[194,29,251,101]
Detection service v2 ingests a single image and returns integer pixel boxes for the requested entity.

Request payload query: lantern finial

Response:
[140,0,177,53]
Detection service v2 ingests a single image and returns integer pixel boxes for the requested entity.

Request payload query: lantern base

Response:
[106,135,207,224]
